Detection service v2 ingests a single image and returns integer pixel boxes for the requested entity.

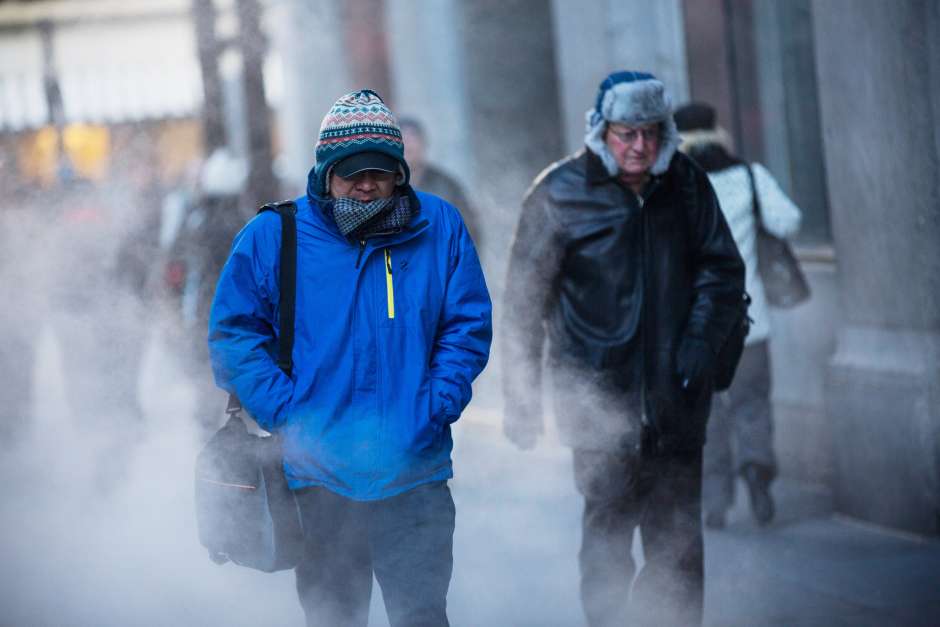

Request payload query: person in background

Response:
[208,89,492,627]
[165,148,252,440]
[502,71,745,626]
[399,116,482,248]
[675,102,803,528]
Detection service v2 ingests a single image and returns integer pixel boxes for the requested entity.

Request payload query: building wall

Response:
[813,0,940,534]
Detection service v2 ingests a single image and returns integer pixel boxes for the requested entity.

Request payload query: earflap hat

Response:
[584,71,680,176]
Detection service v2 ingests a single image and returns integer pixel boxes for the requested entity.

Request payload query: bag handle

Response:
[226,200,298,415]
[745,164,764,229]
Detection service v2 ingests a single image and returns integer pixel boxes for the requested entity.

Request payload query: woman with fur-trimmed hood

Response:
[675,102,803,530]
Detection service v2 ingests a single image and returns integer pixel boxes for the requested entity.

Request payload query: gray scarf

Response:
[331,194,413,239]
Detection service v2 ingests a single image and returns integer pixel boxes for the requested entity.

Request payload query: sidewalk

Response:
[447,413,940,627]
[1,333,938,626]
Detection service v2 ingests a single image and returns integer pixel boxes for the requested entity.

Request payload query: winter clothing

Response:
[334,151,400,178]
[208,189,492,500]
[703,341,777,520]
[584,71,681,177]
[331,193,411,239]
[574,446,704,627]
[502,148,745,453]
[412,165,483,250]
[676,102,802,344]
[295,481,455,627]
[311,89,409,197]
[676,101,802,526]
[211,89,486,627]
[503,73,743,627]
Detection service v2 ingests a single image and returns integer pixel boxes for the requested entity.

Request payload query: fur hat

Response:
[584,71,680,176]
[308,89,409,198]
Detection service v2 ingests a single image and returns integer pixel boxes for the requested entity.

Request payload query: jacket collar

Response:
[584,147,668,200]
[585,148,614,185]
[303,185,426,245]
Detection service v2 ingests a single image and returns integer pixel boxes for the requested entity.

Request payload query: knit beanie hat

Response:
[308,89,410,198]
[584,70,680,177]
[674,101,733,154]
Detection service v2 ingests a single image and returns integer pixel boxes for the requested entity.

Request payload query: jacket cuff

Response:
[430,378,463,425]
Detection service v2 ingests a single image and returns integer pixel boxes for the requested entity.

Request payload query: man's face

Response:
[604,122,661,178]
[329,169,396,201]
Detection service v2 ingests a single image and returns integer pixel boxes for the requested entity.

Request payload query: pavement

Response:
[0,329,938,626]
[450,417,940,627]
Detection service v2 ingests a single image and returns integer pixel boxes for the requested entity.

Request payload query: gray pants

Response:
[703,341,776,514]
[294,481,455,627]
[574,445,704,627]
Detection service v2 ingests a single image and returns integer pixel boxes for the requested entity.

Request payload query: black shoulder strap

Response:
[745,164,763,229]
[259,200,298,376]
[226,200,298,416]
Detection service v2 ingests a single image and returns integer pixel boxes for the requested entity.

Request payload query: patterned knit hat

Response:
[309,89,410,198]
[584,70,680,176]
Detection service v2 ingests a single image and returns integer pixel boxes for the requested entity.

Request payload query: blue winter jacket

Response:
[208,189,492,500]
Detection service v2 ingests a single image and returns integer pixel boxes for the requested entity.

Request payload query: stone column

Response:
[385,0,472,183]
[270,0,352,194]
[453,0,565,277]
[813,0,940,534]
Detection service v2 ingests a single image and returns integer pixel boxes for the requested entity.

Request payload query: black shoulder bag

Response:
[747,165,810,308]
[194,200,304,573]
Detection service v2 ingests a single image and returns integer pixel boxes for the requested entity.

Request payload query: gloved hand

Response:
[675,335,716,391]
[503,413,543,451]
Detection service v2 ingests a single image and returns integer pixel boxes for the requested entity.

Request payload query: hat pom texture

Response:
[584,73,680,177]
[309,89,410,198]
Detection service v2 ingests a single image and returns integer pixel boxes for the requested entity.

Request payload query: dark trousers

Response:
[573,445,704,627]
[703,341,776,514]
[294,480,455,627]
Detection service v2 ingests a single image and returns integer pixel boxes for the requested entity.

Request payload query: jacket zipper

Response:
[384,248,395,319]
[355,240,366,268]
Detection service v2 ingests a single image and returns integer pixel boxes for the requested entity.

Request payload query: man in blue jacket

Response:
[208,89,492,627]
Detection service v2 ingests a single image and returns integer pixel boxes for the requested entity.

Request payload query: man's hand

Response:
[503,414,543,450]
[675,335,716,391]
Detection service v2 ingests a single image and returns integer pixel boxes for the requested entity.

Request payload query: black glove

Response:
[675,336,716,391]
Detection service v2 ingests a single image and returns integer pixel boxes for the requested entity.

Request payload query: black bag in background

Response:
[747,166,811,308]
[194,200,303,572]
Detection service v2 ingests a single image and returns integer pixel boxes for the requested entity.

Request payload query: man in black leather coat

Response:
[502,71,745,626]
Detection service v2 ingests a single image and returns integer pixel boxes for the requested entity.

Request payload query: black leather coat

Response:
[502,149,745,453]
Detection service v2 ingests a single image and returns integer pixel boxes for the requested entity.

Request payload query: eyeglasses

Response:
[607,125,660,145]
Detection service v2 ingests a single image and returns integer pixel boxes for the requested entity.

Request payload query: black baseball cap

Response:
[333,151,400,178]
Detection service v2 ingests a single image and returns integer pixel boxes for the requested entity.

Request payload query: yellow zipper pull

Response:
[385,248,395,319]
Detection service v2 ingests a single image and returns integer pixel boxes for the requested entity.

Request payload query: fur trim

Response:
[678,126,733,154]
[583,79,679,176]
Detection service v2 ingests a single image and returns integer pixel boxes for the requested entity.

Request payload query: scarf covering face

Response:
[331,193,413,239]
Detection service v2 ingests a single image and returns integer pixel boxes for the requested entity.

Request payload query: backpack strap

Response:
[226,200,298,417]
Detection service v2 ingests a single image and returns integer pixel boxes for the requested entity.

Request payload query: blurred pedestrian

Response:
[399,116,482,247]
[675,102,803,528]
[502,71,745,626]
[165,148,251,440]
[208,89,492,627]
